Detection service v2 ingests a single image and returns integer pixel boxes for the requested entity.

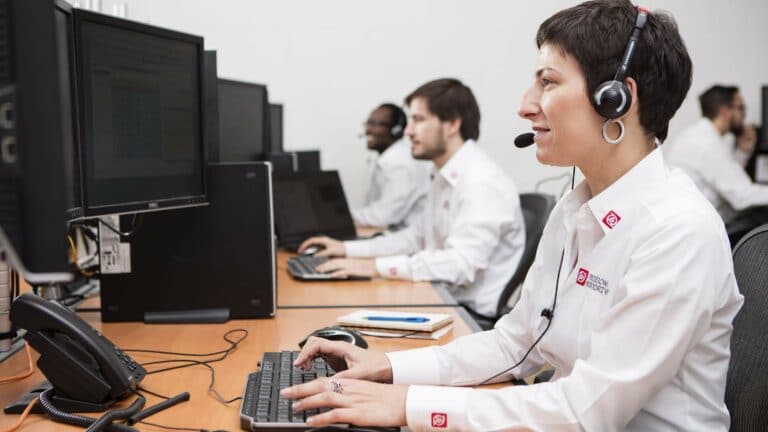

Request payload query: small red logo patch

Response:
[388,267,397,277]
[576,268,590,286]
[602,210,621,229]
[443,200,449,210]
[431,413,448,428]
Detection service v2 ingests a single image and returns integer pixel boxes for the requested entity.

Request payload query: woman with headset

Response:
[282,1,743,430]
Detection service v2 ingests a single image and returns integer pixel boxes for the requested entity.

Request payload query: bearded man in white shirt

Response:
[299,78,526,318]
[351,103,430,229]
[665,85,768,227]
[284,1,743,431]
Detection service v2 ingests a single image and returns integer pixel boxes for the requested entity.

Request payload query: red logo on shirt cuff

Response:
[431,413,448,428]
[388,267,398,277]
[602,210,621,229]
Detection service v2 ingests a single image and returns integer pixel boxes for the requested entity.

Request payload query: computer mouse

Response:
[301,245,325,256]
[298,326,368,349]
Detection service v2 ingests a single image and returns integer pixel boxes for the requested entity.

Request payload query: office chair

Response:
[469,193,556,330]
[725,223,768,432]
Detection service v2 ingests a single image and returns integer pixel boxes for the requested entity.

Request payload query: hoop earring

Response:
[602,119,625,144]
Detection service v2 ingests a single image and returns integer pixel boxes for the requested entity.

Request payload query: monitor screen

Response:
[75,10,206,216]
[273,171,355,240]
[217,79,270,161]
[269,103,283,153]
[54,0,82,221]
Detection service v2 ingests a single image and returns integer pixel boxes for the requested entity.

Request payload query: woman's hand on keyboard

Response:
[293,337,392,383]
[281,377,408,428]
[298,236,345,257]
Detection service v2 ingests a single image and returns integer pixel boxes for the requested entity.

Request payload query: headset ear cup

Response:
[390,124,403,140]
[593,80,631,119]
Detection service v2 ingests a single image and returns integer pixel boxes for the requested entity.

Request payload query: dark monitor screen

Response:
[761,86,768,150]
[273,171,356,242]
[75,10,206,216]
[269,103,283,153]
[54,0,82,221]
[217,79,270,161]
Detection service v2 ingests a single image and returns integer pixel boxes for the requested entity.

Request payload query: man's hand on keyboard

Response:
[293,337,393,383]
[315,258,380,279]
[281,377,408,428]
[298,236,345,257]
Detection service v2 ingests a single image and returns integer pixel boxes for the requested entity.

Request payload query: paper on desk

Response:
[337,309,453,332]
[356,324,453,340]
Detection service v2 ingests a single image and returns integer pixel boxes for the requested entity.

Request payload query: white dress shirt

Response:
[350,140,431,228]
[386,148,743,431]
[345,140,525,317]
[665,118,768,222]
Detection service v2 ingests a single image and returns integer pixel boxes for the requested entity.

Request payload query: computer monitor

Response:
[204,50,220,163]
[74,9,207,217]
[269,103,283,153]
[55,0,83,221]
[217,79,270,162]
[761,86,768,149]
[0,0,72,282]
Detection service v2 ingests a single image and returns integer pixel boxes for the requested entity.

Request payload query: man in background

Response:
[351,103,430,229]
[301,79,525,317]
[665,85,768,241]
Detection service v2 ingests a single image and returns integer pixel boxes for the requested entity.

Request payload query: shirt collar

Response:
[378,139,405,164]
[436,140,475,187]
[564,147,669,235]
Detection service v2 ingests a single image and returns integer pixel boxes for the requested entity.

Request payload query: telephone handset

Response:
[10,293,146,411]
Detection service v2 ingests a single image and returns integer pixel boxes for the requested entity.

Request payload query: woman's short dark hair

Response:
[536,0,692,142]
[699,85,739,120]
[405,78,481,141]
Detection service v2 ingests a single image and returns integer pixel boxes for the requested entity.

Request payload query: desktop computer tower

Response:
[265,150,321,175]
[99,162,276,322]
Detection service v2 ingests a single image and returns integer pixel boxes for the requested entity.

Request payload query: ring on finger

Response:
[330,380,344,395]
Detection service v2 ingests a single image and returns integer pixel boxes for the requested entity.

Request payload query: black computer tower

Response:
[204,50,220,163]
[100,162,276,322]
[295,150,321,172]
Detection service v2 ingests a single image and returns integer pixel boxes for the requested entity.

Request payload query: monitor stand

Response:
[144,308,230,324]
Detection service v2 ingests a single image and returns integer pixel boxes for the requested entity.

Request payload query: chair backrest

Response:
[495,193,556,317]
[726,223,768,431]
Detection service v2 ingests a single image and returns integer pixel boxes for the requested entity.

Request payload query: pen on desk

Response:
[364,316,430,323]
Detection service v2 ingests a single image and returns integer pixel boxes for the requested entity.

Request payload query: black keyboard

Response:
[286,256,331,280]
[240,351,335,430]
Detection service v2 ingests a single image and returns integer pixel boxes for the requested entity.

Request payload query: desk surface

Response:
[277,251,456,307]
[0,306,476,431]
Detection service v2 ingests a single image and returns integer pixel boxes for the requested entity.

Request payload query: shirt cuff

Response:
[386,346,441,385]
[405,385,471,432]
[375,255,412,279]
[344,240,372,257]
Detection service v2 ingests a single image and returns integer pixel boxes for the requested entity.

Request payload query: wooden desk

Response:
[277,251,457,307]
[0,306,477,431]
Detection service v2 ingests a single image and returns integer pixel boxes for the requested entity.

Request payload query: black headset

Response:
[592,6,648,119]
[380,103,407,140]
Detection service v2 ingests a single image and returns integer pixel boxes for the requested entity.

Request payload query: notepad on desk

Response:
[336,309,453,332]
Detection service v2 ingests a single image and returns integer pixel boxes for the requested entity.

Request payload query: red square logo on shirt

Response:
[602,210,621,229]
[431,413,448,428]
[388,267,398,277]
[576,268,590,286]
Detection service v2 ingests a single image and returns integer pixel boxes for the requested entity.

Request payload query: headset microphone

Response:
[514,132,535,148]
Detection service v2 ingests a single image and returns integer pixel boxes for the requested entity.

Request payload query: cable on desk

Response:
[137,420,231,432]
[0,342,35,384]
[138,385,171,400]
[131,329,247,405]
[0,395,38,432]
[37,388,138,432]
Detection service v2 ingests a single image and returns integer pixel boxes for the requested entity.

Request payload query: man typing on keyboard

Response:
[298,78,525,318]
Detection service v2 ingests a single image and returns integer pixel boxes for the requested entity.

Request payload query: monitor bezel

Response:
[54,0,84,222]
[73,9,208,218]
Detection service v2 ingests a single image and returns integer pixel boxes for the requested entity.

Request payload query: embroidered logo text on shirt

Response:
[602,210,621,229]
[431,413,448,428]
[576,267,610,295]
[388,267,398,277]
